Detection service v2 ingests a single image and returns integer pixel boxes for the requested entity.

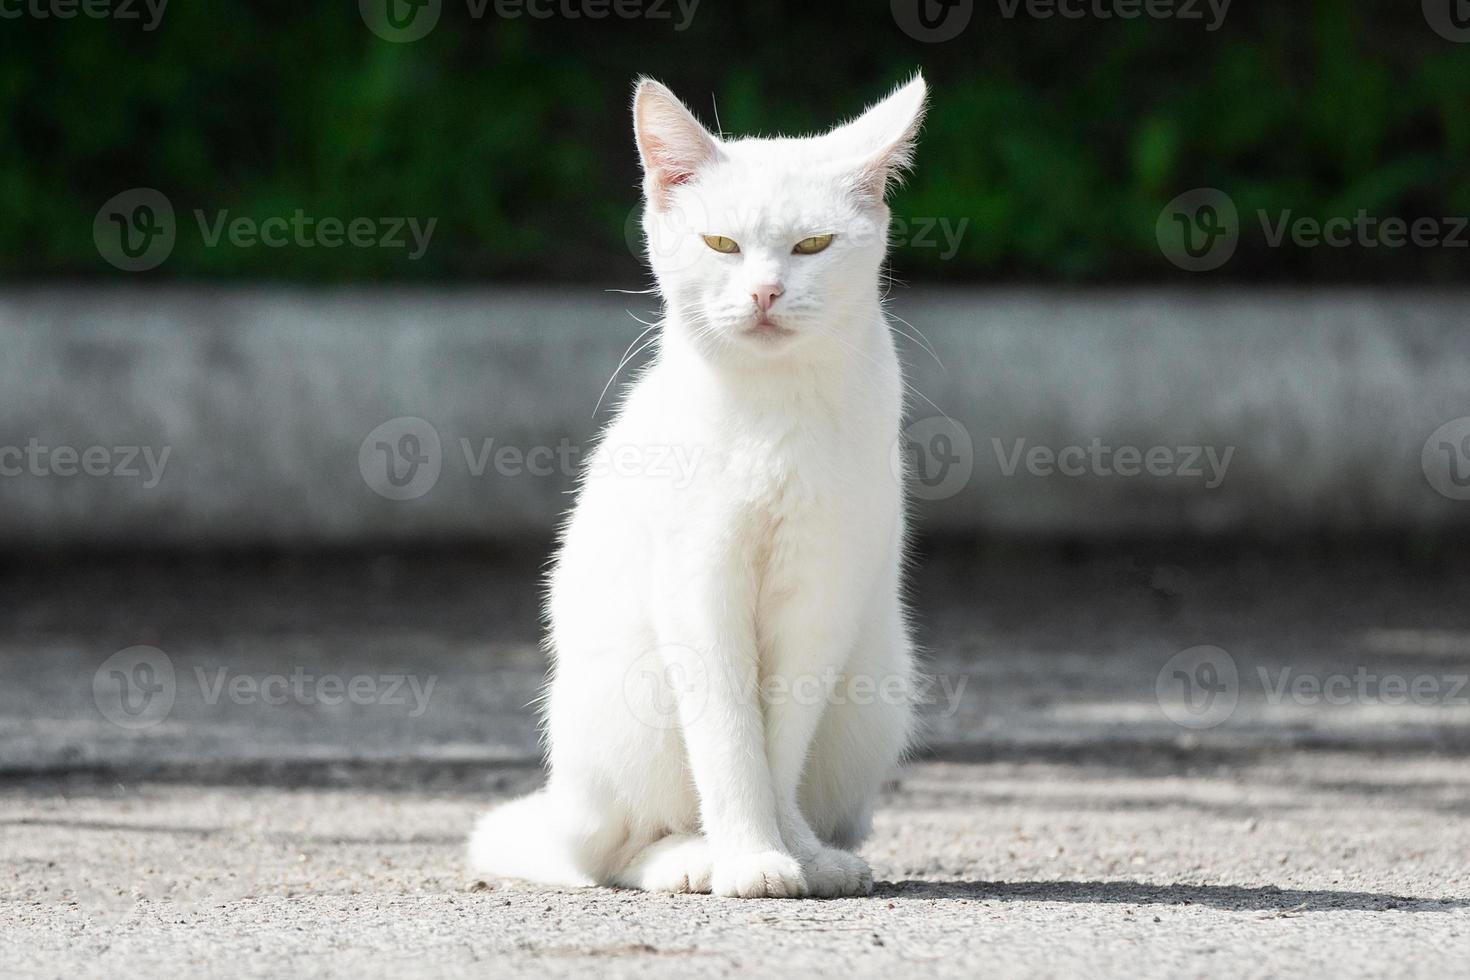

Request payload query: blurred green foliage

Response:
[0,0,1466,282]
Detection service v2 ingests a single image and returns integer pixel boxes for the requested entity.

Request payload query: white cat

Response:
[468,73,927,899]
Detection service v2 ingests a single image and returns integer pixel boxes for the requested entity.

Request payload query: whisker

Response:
[885,311,946,374]
[818,320,950,423]
[593,317,662,417]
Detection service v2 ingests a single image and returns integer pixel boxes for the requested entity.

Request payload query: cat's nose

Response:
[751,283,784,313]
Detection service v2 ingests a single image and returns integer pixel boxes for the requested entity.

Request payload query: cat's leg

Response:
[654,567,808,899]
[764,578,913,897]
[801,597,914,854]
[540,620,710,889]
[758,591,878,897]
[764,684,875,896]
[611,834,713,893]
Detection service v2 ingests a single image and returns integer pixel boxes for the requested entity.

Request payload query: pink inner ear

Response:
[635,84,721,210]
[646,153,691,210]
[830,78,926,203]
[853,158,890,202]
[851,133,919,203]
[647,144,697,186]
[643,138,708,210]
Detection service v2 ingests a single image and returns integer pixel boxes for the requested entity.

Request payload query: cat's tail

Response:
[466,789,597,887]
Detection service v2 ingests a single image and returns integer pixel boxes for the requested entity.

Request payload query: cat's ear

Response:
[633,78,723,209]
[828,73,928,202]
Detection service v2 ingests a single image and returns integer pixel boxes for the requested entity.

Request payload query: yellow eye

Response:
[793,234,834,255]
[702,235,740,254]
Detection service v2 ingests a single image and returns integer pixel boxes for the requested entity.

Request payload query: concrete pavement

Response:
[2,547,1469,976]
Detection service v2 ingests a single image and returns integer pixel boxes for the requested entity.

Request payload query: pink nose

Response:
[751,283,783,313]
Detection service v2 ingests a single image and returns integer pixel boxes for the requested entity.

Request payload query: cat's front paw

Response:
[638,836,713,894]
[711,849,808,899]
[803,846,873,898]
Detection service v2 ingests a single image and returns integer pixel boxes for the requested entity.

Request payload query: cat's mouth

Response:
[744,317,795,340]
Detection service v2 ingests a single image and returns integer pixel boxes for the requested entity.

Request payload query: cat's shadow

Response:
[874,879,1468,914]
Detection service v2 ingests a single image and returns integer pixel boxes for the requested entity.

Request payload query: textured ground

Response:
[3,546,1469,977]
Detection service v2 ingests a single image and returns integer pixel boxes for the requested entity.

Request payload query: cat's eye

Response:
[793,234,834,255]
[702,235,740,254]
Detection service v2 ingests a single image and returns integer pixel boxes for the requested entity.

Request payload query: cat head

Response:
[633,74,927,361]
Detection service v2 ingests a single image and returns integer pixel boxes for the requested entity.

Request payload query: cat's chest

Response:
[722,422,848,506]
[636,368,899,537]
[708,421,891,556]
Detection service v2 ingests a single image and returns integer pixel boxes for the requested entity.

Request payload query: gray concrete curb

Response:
[1,286,1466,546]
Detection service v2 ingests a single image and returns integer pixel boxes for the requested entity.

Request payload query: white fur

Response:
[468,74,927,899]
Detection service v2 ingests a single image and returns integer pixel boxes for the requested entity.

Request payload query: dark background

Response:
[3,0,1468,284]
